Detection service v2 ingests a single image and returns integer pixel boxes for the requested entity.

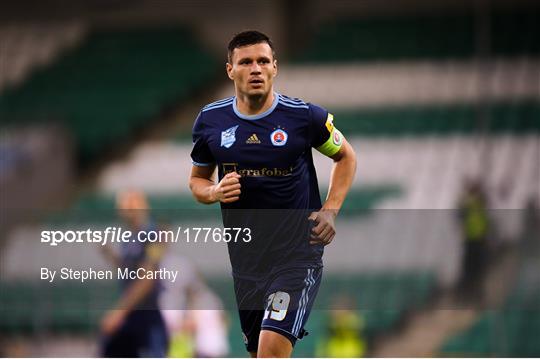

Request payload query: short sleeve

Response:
[190,111,215,166]
[309,103,331,148]
[309,103,343,157]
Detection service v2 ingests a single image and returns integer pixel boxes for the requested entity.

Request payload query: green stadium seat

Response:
[440,236,540,357]
[330,102,540,137]
[295,11,539,63]
[1,271,435,356]
[0,26,219,163]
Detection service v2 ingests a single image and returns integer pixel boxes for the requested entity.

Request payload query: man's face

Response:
[226,42,277,98]
[115,192,148,227]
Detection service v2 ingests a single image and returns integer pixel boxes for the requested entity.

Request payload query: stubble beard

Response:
[246,84,271,103]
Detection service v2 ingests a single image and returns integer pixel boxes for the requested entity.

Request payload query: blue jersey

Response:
[120,222,161,310]
[191,93,334,278]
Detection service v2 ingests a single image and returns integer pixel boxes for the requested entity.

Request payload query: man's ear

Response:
[226,63,234,80]
[273,59,278,77]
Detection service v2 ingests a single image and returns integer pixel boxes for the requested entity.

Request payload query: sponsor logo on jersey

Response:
[221,125,239,148]
[270,128,288,146]
[222,163,293,177]
[222,162,238,174]
[246,133,261,144]
[325,113,334,133]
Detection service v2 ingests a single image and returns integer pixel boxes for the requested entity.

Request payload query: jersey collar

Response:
[232,92,279,120]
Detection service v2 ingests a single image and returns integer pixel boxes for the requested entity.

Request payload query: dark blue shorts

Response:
[100,310,169,357]
[234,267,322,352]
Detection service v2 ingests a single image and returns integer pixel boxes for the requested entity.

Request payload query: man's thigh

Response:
[233,267,322,353]
[234,276,266,353]
[261,267,323,347]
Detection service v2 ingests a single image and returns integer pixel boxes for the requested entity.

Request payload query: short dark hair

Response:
[227,30,275,63]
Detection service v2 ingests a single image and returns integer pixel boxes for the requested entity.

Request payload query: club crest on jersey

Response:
[221,125,239,148]
[270,129,288,146]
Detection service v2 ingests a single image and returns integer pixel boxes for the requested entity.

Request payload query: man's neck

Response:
[235,91,275,116]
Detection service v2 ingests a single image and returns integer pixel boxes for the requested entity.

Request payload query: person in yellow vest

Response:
[315,296,367,357]
[457,179,490,303]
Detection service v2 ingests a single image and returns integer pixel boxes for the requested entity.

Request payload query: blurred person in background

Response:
[189,30,357,357]
[160,254,229,358]
[457,179,490,304]
[99,191,169,357]
[315,295,366,358]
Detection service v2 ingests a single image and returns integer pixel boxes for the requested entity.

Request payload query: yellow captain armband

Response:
[316,127,344,157]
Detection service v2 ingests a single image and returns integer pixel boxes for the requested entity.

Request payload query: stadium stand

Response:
[70,186,401,218]
[0,22,85,91]
[217,272,437,357]
[94,132,537,212]
[0,281,116,335]
[0,272,437,357]
[440,309,540,357]
[1,4,538,356]
[0,126,74,235]
[295,11,539,62]
[331,103,540,136]
[440,225,540,357]
[0,26,217,162]
[269,59,540,108]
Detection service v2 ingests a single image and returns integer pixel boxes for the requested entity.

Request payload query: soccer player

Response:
[100,191,169,357]
[189,31,357,357]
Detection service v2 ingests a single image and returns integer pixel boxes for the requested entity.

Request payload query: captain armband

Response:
[316,127,344,157]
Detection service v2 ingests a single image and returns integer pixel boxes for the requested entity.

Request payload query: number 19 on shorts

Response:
[263,291,290,321]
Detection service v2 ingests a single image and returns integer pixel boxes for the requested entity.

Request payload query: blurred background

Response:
[0,0,539,357]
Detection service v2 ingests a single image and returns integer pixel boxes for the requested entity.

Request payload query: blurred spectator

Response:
[315,295,366,357]
[160,255,229,358]
[457,179,490,303]
[99,191,169,357]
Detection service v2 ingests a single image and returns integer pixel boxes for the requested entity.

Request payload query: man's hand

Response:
[308,210,337,245]
[100,309,127,336]
[211,172,242,203]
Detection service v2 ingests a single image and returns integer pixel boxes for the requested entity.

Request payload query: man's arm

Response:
[323,137,357,212]
[100,244,121,267]
[309,137,357,245]
[189,165,242,204]
[101,243,164,335]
